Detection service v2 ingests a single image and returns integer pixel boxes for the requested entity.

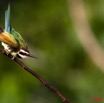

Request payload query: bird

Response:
[0,4,37,59]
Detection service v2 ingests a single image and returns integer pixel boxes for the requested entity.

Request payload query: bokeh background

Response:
[0,0,104,103]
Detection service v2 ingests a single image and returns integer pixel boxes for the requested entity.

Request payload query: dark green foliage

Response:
[0,0,104,103]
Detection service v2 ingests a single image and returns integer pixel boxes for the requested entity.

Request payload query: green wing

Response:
[10,28,28,49]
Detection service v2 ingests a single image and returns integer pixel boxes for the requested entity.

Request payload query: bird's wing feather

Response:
[5,4,11,33]
[3,4,27,49]
[10,28,28,49]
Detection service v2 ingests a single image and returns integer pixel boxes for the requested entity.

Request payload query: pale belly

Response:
[2,42,11,52]
[1,42,17,56]
[1,42,30,58]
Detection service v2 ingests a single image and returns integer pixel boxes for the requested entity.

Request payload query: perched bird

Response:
[0,4,37,59]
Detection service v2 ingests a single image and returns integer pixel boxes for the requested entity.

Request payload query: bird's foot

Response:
[2,49,9,55]
[11,56,15,60]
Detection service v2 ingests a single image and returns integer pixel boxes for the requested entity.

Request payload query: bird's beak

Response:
[29,54,38,59]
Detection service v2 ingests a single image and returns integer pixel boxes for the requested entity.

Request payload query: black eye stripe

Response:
[19,52,28,55]
[16,54,22,58]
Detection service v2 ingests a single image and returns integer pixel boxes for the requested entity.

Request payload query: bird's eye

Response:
[19,51,29,56]
[19,52,26,55]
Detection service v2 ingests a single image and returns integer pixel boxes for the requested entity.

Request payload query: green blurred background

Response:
[0,0,104,103]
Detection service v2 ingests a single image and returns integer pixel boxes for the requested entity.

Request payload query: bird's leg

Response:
[2,49,15,59]
[2,49,9,55]
[9,51,17,60]
[2,49,7,54]
[11,56,16,60]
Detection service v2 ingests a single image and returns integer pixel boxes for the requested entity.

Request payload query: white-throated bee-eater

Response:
[0,4,37,59]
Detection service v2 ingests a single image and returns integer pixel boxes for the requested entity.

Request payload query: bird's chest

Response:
[1,42,19,54]
[2,42,11,52]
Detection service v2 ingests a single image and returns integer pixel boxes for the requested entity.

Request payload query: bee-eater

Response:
[0,4,37,59]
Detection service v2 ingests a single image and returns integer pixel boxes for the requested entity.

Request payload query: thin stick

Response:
[0,48,71,103]
[69,0,104,72]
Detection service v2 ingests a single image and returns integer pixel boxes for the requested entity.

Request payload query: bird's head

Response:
[17,49,37,59]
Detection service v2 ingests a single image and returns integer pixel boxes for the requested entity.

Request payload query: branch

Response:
[69,0,104,71]
[0,48,71,103]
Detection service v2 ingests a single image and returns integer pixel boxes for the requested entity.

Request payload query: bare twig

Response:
[0,48,71,103]
[69,0,104,71]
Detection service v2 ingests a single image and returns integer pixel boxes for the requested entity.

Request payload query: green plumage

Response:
[5,4,28,51]
[10,28,28,49]
[0,3,36,58]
